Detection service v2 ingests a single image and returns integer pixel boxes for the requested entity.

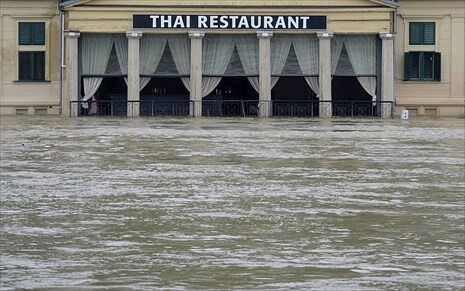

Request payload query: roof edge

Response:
[60,0,400,9]
[370,0,399,8]
[59,0,92,9]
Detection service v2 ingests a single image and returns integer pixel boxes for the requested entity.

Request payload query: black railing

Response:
[71,100,393,118]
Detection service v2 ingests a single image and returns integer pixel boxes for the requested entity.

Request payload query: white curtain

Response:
[331,35,345,75]
[114,34,128,75]
[235,35,259,92]
[357,77,377,102]
[271,35,292,89]
[344,35,377,100]
[202,35,235,97]
[140,35,167,91]
[305,77,320,98]
[168,35,191,92]
[293,35,319,95]
[113,34,129,86]
[81,33,113,101]
[201,77,221,97]
[83,78,103,104]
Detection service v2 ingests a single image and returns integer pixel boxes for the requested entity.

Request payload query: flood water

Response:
[0,116,464,290]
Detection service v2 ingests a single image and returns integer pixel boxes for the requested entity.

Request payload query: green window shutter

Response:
[423,23,435,45]
[32,23,45,45]
[433,52,441,81]
[19,23,32,45]
[404,52,411,81]
[19,22,45,45]
[409,23,421,45]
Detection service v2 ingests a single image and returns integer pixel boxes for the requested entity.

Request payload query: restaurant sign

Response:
[133,15,327,30]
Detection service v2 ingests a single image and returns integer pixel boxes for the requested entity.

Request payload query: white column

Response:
[317,31,333,118]
[126,31,143,117]
[63,31,80,117]
[257,31,273,118]
[189,31,205,117]
[379,31,395,118]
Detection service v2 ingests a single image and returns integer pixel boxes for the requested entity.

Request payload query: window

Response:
[409,22,435,45]
[404,52,441,81]
[19,22,45,45]
[19,52,45,81]
[18,22,46,81]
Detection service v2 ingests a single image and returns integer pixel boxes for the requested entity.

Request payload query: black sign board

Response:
[133,15,327,30]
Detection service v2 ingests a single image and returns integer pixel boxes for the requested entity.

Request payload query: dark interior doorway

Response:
[331,76,375,117]
[272,77,316,101]
[140,77,190,116]
[204,77,259,100]
[272,77,318,117]
[203,77,259,117]
[79,77,126,116]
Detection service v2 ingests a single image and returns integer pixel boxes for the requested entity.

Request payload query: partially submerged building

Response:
[0,0,463,117]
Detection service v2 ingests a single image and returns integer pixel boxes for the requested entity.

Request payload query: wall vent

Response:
[406,108,418,116]
[35,108,48,115]
[425,108,437,116]
[15,108,28,115]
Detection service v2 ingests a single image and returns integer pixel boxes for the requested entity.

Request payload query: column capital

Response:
[256,31,273,39]
[379,31,395,40]
[317,31,333,39]
[126,30,143,39]
[64,31,80,38]
[188,31,205,39]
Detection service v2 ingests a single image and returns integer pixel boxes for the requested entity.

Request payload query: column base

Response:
[258,101,271,118]
[191,101,202,117]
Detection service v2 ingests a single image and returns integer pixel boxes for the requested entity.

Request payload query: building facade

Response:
[396,0,465,116]
[0,0,463,117]
[0,0,61,115]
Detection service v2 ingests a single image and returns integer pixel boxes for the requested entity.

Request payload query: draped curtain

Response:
[235,35,259,92]
[140,35,167,91]
[344,35,377,101]
[81,33,113,101]
[168,35,191,91]
[270,35,292,89]
[202,35,235,97]
[292,35,320,96]
[331,35,345,75]
[113,34,128,86]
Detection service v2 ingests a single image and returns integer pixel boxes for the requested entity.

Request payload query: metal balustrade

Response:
[70,100,393,118]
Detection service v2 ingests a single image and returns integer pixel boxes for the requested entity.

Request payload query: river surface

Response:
[0,116,464,290]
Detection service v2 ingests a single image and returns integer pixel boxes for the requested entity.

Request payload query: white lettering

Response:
[160,15,172,28]
[173,16,185,28]
[140,14,323,30]
[229,16,239,28]
[198,16,208,28]
[210,15,219,28]
[300,16,310,29]
[288,16,299,29]
[219,15,229,28]
[264,16,273,29]
[275,16,286,29]
[238,16,249,28]
[150,15,159,28]
[250,16,262,29]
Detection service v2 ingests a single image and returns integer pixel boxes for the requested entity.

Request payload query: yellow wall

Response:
[66,0,394,34]
[396,0,465,116]
[11,0,464,117]
[0,0,61,115]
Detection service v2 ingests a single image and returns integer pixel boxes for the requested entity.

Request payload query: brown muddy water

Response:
[0,116,464,290]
